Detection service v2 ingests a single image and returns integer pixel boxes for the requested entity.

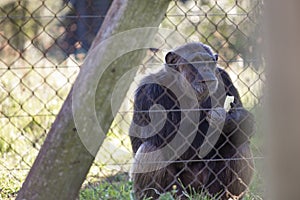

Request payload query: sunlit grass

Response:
[79,172,264,200]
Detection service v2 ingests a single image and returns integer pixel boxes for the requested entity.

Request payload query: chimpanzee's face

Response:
[165,49,219,101]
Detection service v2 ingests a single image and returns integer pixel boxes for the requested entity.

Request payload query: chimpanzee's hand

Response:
[226,102,255,140]
[206,107,226,127]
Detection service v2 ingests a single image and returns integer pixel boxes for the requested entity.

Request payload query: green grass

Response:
[79,173,133,200]
[79,173,264,200]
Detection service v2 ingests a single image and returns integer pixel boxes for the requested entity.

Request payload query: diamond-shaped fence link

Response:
[0,0,264,199]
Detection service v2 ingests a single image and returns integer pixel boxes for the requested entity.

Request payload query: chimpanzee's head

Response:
[165,42,219,101]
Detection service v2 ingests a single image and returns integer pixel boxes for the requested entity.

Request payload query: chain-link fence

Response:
[0,0,264,199]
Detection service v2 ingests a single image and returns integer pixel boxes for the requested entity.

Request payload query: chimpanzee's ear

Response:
[165,51,180,67]
[214,53,218,61]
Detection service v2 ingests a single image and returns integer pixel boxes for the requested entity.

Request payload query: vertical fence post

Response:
[266,1,300,199]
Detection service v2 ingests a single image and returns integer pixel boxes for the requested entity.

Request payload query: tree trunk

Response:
[16,0,171,199]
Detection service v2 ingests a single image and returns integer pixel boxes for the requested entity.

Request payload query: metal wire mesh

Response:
[0,0,264,199]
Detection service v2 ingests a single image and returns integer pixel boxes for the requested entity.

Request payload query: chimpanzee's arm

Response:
[130,82,181,154]
[218,68,255,147]
[218,68,243,107]
[223,105,255,147]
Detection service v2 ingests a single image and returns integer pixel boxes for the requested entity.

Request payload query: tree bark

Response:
[16,0,171,199]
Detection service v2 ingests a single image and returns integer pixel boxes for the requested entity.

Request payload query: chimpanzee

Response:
[129,42,255,200]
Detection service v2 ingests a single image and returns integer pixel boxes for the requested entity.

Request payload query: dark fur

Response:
[130,43,255,200]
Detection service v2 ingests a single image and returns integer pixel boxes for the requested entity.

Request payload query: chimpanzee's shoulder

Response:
[134,70,178,109]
